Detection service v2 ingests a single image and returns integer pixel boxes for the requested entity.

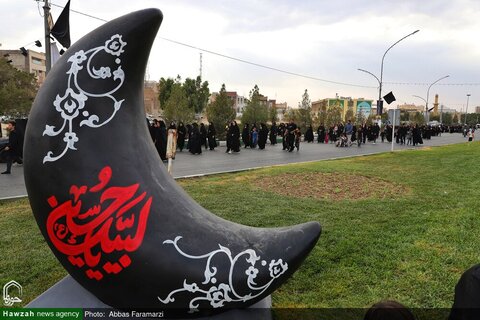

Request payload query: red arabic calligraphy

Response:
[46,166,152,281]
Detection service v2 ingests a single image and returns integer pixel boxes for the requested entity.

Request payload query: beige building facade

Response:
[1,49,46,86]
[143,81,160,117]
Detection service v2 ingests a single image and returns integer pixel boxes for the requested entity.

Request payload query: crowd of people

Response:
[148,119,219,159]
[148,118,475,160]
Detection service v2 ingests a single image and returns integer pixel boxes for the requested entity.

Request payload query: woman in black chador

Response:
[258,123,268,150]
[317,124,326,143]
[177,122,186,152]
[305,125,314,143]
[269,122,277,145]
[242,123,250,148]
[155,120,167,161]
[186,123,192,151]
[229,121,241,152]
[200,123,208,150]
[189,123,202,155]
[207,122,217,151]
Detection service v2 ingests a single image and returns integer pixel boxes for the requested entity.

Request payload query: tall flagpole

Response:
[43,0,51,74]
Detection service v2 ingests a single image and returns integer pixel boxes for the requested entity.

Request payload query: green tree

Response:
[356,110,366,125]
[284,108,299,123]
[183,76,210,114]
[410,111,425,124]
[162,83,194,124]
[453,113,459,124]
[325,106,342,126]
[158,76,179,109]
[317,107,327,126]
[345,108,356,123]
[0,58,37,116]
[297,89,312,132]
[206,84,235,139]
[441,112,453,125]
[380,111,389,123]
[241,85,268,125]
[400,111,410,122]
[465,113,480,126]
[268,105,278,124]
[366,113,376,124]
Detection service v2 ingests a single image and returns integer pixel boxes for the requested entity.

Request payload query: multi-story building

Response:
[397,103,424,113]
[209,91,246,118]
[1,49,46,86]
[312,97,374,120]
[274,102,288,121]
[475,106,480,114]
[143,81,160,118]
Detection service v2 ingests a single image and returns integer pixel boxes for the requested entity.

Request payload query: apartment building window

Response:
[32,57,43,65]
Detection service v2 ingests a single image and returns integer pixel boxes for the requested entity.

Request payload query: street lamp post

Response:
[379,30,420,112]
[412,95,427,122]
[425,75,449,122]
[43,0,52,74]
[465,94,471,125]
[358,29,419,115]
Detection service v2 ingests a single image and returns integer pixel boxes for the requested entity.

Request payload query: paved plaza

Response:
[0,133,469,200]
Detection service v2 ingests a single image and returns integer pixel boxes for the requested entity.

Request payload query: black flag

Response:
[51,0,71,48]
[383,91,396,105]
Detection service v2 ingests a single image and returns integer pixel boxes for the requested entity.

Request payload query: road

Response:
[0,133,468,200]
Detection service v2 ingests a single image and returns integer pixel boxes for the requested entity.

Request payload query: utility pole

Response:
[465,94,471,125]
[199,53,202,79]
[43,0,52,74]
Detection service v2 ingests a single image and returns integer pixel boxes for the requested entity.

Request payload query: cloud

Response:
[1,0,478,110]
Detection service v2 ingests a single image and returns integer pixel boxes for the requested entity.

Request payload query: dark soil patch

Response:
[255,172,409,201]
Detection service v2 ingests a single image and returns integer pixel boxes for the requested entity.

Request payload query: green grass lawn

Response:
[1,142,479,309]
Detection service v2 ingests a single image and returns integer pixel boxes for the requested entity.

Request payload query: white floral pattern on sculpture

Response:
[157,236,288,312]
[42,34,126,163]
[104,34,127,56]
[52,88,87,121]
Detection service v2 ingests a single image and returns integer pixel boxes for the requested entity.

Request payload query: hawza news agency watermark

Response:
[3,280,22,307]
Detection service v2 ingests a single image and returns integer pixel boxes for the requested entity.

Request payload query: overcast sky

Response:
[2,0,479,111]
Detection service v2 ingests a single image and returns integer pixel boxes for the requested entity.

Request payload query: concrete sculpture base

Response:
[27,276,272,319]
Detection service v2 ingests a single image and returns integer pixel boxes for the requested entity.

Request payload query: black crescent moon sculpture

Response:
[24,8,321,316]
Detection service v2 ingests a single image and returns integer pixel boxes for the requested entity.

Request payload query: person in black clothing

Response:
[207,122,217,150]
[148,118,155,140]
[269,122,277,145]
[364,300,415,320]
[177,122,186,151]
[2,121,22,174]
[154,120,167,161]
[372,123,380,144]
[226,121,240,153]
[186,124,192,151]
[412,124,423,146]
[449,264,480,320]
[286,120,297,152]
[280,123,288,150]
[258,123,268,150]
[231,121,241,152]
[189,123,202,155]
[200,123,208,150]
[242,123,250,149]
[317,124,326,143]
[304,125,314,143]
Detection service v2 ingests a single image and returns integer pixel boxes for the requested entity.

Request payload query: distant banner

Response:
[356,101,372,118]
[328,99,345,108]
